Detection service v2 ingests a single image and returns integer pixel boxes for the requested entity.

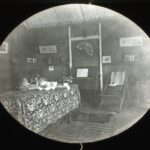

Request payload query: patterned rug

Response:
[71,112,113,123]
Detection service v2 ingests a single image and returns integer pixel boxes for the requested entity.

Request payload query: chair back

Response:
[109,71,126,86]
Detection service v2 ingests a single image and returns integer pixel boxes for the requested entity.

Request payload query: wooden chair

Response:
[99,71,130,113]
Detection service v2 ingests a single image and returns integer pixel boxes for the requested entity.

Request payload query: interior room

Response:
[0,4,150,143]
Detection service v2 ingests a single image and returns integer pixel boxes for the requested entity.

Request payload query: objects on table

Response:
[19,76,71,91]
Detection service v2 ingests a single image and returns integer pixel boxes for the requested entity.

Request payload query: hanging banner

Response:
[39,45,57,53]
[120,36,143,47]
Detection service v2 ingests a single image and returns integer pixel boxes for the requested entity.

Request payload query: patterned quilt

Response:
[0,84,80,133]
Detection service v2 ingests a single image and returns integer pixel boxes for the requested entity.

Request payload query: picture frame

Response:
[48,66,54,71]
[122,54,139,62]
[102,56,111,63]
[27,58,37,63]
[77,68,88,77]
[0,42,8,54]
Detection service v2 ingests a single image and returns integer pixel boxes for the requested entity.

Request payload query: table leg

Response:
[66,113,72,123]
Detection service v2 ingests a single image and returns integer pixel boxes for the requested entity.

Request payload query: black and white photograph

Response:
[0,2,150,147]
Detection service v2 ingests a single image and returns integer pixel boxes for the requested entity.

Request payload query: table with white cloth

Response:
[0,84,80,133]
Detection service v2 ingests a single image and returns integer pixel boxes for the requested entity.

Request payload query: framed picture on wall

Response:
[0,42,8,54]
[122,54,139,62]
[48,66,54,71]
[77,68,88,77]
[32,58,38,63]
[76,41,94,56]
[125,55,134,61]
[102,56,111,63]
[27,58,37,63]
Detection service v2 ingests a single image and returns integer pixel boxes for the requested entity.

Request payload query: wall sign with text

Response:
[39,45,57,53]
[120,36,143,47]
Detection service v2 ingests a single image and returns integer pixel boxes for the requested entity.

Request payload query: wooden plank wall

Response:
[2,17,150,92]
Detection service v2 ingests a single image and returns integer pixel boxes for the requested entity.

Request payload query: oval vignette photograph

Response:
[0,4,150,143]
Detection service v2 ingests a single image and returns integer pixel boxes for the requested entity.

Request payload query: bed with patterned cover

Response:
[0,84,81,133]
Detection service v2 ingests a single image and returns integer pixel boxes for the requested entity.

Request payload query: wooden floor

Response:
[47,120,115,143]
[39,102,117,143]
[39,94,148,143]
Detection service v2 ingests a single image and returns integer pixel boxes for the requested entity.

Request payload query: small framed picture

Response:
[129,55,135,61]
[125,55,135,61]
[102,56,111,63]
[32,58,37,63]
[48,66,54,71]
[27,58,37,63]
[0,42,8,54]
[123,54,139,62]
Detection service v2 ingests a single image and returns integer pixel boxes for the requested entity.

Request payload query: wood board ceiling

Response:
[23,4,117,28]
